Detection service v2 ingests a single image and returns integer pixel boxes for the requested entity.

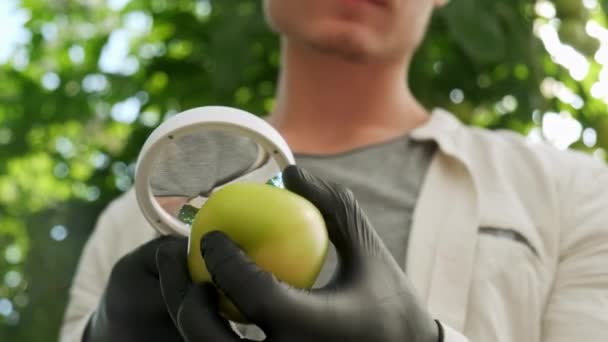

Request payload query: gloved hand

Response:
[172,165,442,342]
[83,236,184,342]
[155,235,239,341]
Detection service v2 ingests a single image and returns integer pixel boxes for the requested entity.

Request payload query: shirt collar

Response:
[410,108,473,167]
[411,107,463,142]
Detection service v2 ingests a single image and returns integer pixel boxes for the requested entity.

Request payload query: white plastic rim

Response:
[134,106,296,237]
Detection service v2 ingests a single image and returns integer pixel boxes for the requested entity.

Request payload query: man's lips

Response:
[340,0,390,8]
[367,0,389,7]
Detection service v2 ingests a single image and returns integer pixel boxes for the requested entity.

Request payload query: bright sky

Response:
[0,0,30,64]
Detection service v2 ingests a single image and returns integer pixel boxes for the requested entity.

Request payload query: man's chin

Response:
[308,35,380,63]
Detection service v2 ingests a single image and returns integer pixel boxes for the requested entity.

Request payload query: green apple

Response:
[187,182,329,323]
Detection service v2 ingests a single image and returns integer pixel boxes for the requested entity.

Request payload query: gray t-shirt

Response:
[296,134,436,287]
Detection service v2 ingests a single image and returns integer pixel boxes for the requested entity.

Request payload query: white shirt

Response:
[60,109,608,341]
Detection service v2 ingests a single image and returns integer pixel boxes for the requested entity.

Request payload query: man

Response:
[61,0,608,341]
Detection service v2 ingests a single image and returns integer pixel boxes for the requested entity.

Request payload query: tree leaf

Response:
[439,0,507,65]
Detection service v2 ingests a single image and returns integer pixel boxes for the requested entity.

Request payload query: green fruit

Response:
[187,182,329,323]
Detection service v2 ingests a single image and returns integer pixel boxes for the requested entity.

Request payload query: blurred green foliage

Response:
[0,0,606,340]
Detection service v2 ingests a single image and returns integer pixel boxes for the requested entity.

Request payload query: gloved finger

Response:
[282,165,382,261]
[177,283,250,342]
[201,231,300,325]
[156,237,191,327]
[113,235,182,279]
[282,165,345,219]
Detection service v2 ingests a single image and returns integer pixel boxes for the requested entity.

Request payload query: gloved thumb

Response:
[177,283,245,342]
[156,237,255,341]
[155,237,190,327]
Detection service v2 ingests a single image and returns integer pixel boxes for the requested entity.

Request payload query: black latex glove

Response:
[174,165,442,342]
[83,236,184,342]
[155,236,239,341]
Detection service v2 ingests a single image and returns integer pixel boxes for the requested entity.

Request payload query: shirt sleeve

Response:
[59,208,115,342]
[59,190,156,342]
[542,152,608,341]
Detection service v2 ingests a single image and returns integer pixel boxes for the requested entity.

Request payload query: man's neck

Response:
[267,40,430,155]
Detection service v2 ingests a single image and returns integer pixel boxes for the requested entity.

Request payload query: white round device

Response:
[134,106,295,237]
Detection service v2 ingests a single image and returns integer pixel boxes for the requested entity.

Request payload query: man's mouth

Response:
[340,0,389,9]
[367,0,389,8]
